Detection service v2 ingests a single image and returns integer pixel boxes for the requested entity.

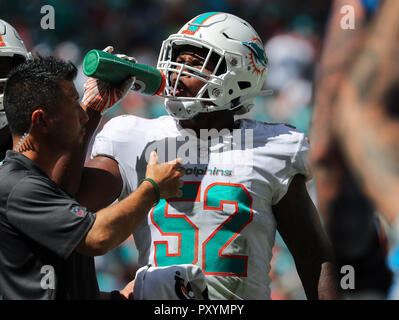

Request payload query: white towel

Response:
[133,264,209,300]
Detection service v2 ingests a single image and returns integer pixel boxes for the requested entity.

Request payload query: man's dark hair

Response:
[4,56,77,135]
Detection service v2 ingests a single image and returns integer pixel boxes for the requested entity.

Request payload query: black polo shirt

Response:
[0,151,99,299]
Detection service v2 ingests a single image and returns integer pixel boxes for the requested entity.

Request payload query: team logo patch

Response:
[243,37,268,75]
[71,206,86,217]
[174,271,195,299]
[0,36,5,47]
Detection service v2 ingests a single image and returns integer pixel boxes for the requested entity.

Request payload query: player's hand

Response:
[145,151,184,199]
[120,279,135,300]
[80,46,135,115]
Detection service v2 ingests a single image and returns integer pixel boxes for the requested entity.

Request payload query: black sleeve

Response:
[6,176,96,260]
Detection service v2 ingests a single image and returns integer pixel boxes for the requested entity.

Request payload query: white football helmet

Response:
[0,19,31,129]
[157,12,271,120]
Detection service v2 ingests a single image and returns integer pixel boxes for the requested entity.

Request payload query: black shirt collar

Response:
[3,150,51,179]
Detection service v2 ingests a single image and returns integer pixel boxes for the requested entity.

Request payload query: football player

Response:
[57,12,338,299]
[0,19,31,160]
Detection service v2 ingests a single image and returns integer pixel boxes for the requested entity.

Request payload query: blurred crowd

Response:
[2,0,383,300]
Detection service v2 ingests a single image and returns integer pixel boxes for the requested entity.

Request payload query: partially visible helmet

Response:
[0,19,31,129]
[157,12,271,120]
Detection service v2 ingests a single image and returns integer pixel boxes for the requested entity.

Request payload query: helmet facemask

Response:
[158,38,231,119]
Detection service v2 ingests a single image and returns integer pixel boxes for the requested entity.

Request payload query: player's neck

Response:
[178,110,236,137]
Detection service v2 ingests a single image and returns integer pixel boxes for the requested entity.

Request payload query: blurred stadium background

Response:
[2,0,396,299]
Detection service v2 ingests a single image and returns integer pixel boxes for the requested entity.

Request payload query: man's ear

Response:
[31,109,49,132]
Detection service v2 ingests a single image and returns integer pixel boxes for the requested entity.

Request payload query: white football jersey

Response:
[91,115,311,300]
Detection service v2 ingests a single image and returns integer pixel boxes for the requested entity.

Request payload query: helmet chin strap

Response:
[165,89,273,120]
[232,89,273,111]
[165,99,205,120]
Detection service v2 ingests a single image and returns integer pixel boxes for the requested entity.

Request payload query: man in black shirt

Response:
[0,151,99,299]
[0,56,184,299]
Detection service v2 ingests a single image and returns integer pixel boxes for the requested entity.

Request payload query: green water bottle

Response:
[83,49,166,96]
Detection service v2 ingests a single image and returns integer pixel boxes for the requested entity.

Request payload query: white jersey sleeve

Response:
[292,130,311,179]
[267,124,311,205]
[244,121,311,207]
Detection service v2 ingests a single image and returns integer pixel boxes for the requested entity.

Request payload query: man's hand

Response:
[120,279,135,299]
[80,46,135,114]
[145,151,184,199]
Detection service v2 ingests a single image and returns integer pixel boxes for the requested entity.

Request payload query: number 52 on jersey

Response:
[150,182,253,277]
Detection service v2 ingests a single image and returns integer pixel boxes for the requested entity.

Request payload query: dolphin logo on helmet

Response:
[242,40,268,68]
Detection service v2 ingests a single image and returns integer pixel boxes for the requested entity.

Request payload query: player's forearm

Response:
[295,259,339,300]
[318,262,340,299]
[77,180,156,256]
[310,0,368,220]
[52,108,102,195]
[334,0,399,221]
[310,0,367,163]
[336,103,399,221]
[314,0,366,83]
